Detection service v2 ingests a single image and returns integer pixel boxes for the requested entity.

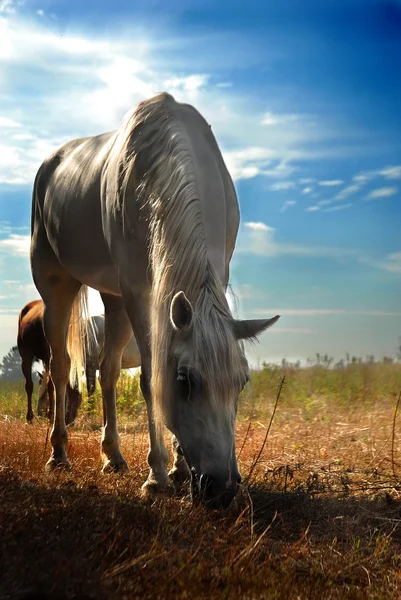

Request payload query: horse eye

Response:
[177,369,191,385]
[177,372,189,383]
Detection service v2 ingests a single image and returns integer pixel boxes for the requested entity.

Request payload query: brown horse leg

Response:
[21,353,34,423]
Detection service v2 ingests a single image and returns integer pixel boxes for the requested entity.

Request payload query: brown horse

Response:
[17,299,141,424]
[17,300,82,425]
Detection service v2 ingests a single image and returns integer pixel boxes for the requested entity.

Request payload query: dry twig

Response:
[246,376,285,483]
[391,390,401,479]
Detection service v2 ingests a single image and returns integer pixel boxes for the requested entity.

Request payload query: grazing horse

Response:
[17,299,83,425]
[30,92,279,509]
[17,300,141,423]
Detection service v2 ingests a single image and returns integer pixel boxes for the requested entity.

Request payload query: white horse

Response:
[30,92,279,509]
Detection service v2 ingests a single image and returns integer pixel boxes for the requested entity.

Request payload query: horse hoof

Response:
[168,467,191,487]
[102,459,129,474]
[141,478,173,498]
[45,456,71,472]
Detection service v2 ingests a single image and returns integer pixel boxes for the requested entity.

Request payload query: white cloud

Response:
[280,200,296,212]
[305,205,320,212]
[371,252,401,274]
[0,136,67,184]
[239,221,359,259]
[379,166,401,180]
[353,173,372,184]
[0,0,16,14]
[0,16,374,188]
[270,181,295,191]
[323,203,353,212]
[244,222,272,232]
[334,184,360,200]
[0,116,21,127]
[353,165,401,185]
[164,74,209,92]
[380,252,401,274]
[223,147,273,180]
[299,177,315,184]
[262,162,298,179]
[359,251,401,275]
[318,179,343,187]
[1,280,36,294]
[365,186,397,200]
[302,187,313,194]
[261,111,300,126]
[0,234,30,255]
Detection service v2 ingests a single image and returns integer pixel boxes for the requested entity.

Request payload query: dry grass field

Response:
[1,360,401,599]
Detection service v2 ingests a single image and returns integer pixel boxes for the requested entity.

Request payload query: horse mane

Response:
[116,92,246,429]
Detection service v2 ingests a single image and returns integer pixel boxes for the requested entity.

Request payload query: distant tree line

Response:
[0,346,43,382]
[1,336,401,380]
[0,346,22,381]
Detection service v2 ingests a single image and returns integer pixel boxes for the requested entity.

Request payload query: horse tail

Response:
[67,285,96,391]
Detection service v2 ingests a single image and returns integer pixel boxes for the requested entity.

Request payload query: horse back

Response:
[17,300,50,364]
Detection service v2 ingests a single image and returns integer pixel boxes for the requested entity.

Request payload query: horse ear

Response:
[170,291,193,331]
[232,315,280,340]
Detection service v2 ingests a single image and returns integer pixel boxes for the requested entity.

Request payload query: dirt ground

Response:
[1,404,401,600]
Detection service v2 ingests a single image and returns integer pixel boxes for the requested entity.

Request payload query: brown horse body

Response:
[17,300,81,424]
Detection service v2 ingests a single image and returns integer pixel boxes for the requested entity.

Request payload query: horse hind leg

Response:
[32,263,81,470]
[43,281,82,470]
[99,293,132,473]
[21,353,34,423]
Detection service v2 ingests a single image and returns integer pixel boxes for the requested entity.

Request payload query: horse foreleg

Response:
[138,367,171,495]
[121,288,170,495]
[99,294,132,473]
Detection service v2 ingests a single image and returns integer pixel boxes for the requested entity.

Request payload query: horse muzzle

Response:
[191,471,241,510]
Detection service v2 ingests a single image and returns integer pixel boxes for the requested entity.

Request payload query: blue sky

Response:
[0,0,400,365]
